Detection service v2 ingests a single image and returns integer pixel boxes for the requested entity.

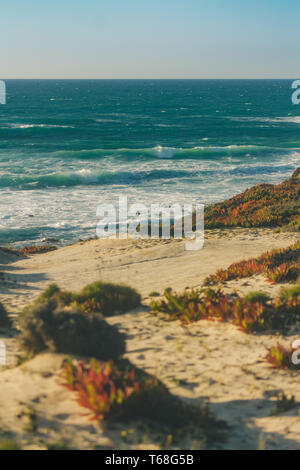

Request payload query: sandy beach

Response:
[0,228,300,449]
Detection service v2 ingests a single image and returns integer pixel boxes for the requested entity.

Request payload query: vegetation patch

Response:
[61,357,228,446]
[266,343,300,370]
[18,245,57,255]
[73,282,141,316]
[22,281,141,318]
[280,284,300,302]
[204,168,300,230]
[19,280,141,359]
[243,291,270,305]
[150,286,300,334]
[19,300,126,360]
[269,394,297,416]
[204,241,300,285]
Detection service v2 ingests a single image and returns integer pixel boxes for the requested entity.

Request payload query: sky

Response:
[0,0,299,79]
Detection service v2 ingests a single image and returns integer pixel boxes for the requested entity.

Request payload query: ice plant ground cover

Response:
[61,357,228,446]
[266,343,300,370]
[150,285,300,334]
[204,240,300,285]
[204,168,300,230]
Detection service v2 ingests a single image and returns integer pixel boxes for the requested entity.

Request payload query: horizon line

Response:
[1,77,299,81]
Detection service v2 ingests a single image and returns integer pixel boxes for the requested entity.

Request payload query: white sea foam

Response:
[153,146,178,158]
[227,116,300,124]
[2,123,75,129]
[69,169,99,184]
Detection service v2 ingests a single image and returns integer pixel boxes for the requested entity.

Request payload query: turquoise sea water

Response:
[0,79,299,245]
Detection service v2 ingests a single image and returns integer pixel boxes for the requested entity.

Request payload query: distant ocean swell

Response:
[0,168,190,189]
[0,161,298,189]
[46,145,300,160]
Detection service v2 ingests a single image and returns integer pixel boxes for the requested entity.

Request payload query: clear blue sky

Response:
[0,0,299,78]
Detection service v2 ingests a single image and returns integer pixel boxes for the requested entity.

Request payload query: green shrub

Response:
[279,284,300,301]
[22,282,141,318]
[244,292,270,305]
[19,301,126,360]
[76,281,141,316]
[21,284,71,318]
[37,283,61,302]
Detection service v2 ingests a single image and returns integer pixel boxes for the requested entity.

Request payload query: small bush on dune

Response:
[75,281,141,316]
[20,284,73,318]
[61,357,228,445]
[244,292,270,305]
[0,302,11,328]
[19,301,125,360]
[22,282,141,318]
[37,283,61,302]
[279,284,300,302]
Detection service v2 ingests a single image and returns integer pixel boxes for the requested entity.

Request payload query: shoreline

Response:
[1,227,299,313]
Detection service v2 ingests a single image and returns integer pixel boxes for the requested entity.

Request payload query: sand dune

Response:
[0,228,299,449]
[1,228,298,312]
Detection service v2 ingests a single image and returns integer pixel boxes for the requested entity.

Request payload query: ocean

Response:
[0,79,299,245]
